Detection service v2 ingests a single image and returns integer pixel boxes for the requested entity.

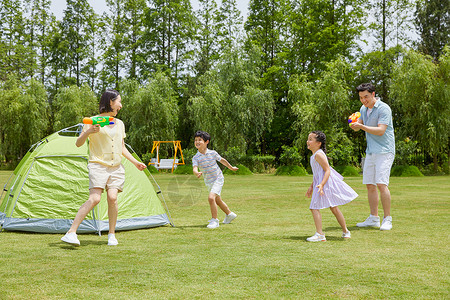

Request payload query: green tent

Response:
[0,125,172,233]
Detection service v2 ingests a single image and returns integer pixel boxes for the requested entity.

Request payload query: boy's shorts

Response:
[363,153,395,186]
[88,162,125,192]
[205,177,224,196]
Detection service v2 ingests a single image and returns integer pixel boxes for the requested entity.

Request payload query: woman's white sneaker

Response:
[108,234,118,246]
[306,232,326,242]
[61,232,80,246]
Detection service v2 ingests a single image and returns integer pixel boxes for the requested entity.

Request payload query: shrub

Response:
[223,164,253,175]
[275,165,308,176]
[391,165,424,177]
[223,146,244,166]
[334,165,360,177]
[173,165,193,175]
[279,146,303,166]
[147,165,159,174]
[241,155,276,173]
[182,148,198,165]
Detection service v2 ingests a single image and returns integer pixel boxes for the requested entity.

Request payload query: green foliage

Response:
[223,164,252,175]
[334,165,360,177]
[415,0,450,60]
[391,165,424,177]
[120,72,179,154]
[391,48,450,171]
[52,84,98,131]
[275,165,308,176]
[241,155,276,173]
[395,137,419,166]
[188,47,274,153]
[182,148,198,166]
[173,164,193,175]
[146,165,158,174]
[279,146,302,166]
[223,146,244,166]
[0,77,49,162]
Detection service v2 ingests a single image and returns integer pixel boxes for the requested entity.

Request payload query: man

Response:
[351,83,395,230]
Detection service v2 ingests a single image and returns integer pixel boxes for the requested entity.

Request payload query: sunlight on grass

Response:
[0,171,449,299]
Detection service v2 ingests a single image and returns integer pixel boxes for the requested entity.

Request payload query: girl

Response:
[61,89,146,246]
[305,131,357,242]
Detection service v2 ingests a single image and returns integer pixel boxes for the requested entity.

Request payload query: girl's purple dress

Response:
[310,149,358,209]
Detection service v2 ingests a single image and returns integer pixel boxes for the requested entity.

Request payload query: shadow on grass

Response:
[173,224,207,230]
[49,239,105,250]
[285,235,349,242]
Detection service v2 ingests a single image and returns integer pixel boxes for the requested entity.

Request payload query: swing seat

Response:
[151,158,179,170]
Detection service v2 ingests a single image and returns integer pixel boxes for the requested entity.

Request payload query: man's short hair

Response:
[356,83,375,93]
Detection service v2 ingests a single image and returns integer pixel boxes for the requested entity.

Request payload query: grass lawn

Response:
[0,170,449,299]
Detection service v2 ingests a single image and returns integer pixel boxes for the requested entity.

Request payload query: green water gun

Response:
[83,116,115,127]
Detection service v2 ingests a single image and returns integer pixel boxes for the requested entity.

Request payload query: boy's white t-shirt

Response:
[192,149,224,185]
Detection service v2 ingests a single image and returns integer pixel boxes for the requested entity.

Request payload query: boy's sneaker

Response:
[223,212,237,224]
[108,234,118,246]
[356,215,380,227]
[207,218,219,229]
[342,231,351,239]
[306,232,326,242]
[380,216,393,231]
[61,232,80,246]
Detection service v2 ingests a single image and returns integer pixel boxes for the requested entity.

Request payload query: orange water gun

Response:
[83,116,114,127]
[348,112,361,126]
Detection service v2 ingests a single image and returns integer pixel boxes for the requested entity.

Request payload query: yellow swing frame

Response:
[148,141,185,173]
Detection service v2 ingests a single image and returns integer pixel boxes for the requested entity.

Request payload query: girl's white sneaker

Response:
[306,232,326,242]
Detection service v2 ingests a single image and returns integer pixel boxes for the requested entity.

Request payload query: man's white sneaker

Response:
[223,212,237,224]
[306,232,326,242]
[356,215,380,227]
[380,216,393,231]
[108,234,118,246]
[207,218,219,229]
[342,231,351,239]
[61,232,80,246]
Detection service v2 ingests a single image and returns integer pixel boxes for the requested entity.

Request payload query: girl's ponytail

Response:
[311,130,327,154]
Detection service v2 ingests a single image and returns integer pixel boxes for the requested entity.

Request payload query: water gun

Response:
[348,112,361,126]
[83,116,114,127]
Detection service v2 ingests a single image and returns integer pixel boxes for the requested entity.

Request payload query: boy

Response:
[192,131,238,229]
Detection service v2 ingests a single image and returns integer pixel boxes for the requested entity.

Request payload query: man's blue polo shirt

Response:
[360,99,395,154]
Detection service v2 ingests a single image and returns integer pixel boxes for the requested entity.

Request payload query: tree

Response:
[0,0,36,81]
[390,48,450,171]
[415,0,450,60]
[188,47,274,153]
[0,77,48,162]
[52,84,98,131]
[23,0,54,85]
[142,0,196,82]
[194,0,219,76]
[215,0,243,53]
[60,0,97,87]
[290,58,359,165]
[120,72,179,155]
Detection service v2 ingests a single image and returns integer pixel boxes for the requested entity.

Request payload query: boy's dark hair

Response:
[194,130,211,142]
[311,130,327,154]
[356,83,375,93]
[99,89,120,113]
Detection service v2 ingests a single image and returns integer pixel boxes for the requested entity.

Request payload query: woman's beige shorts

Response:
[88,163,125,192]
